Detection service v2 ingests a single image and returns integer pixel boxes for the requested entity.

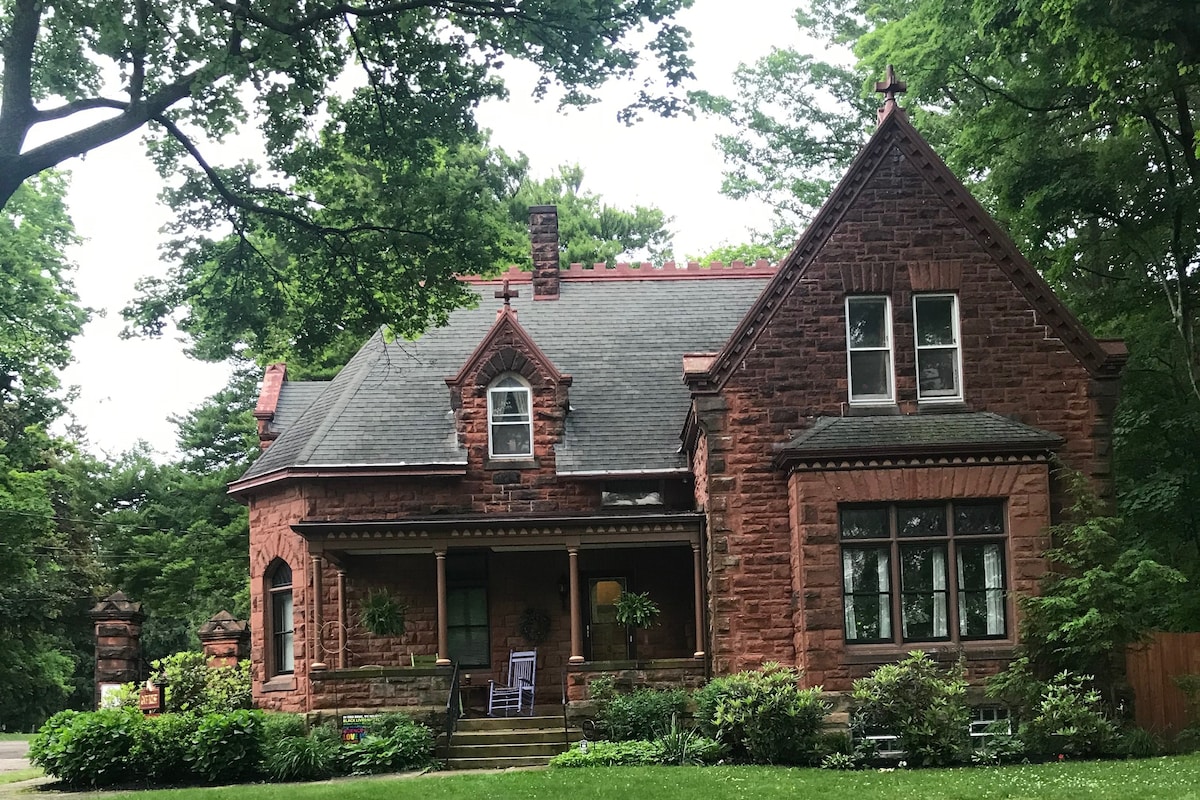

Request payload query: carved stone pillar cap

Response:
[197,610,250,642]
[89,591,145,623]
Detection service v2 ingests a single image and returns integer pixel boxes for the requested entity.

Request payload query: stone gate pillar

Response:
[198,611,250,668]
[89,591,145,708]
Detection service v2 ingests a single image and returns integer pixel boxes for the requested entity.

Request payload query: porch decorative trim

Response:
[292,513,705,545]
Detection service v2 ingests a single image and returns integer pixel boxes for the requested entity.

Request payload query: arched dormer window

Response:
[267,560,294,675]
[488,374,532,459]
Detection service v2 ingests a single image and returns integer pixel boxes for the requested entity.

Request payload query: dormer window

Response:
[914,294,962,401]
[488,375,532,458]
[846,297,894,403]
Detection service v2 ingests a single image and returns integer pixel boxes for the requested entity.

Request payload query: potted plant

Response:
[614,590,660,629]
[358,589,408,637]
[517,607,551,645]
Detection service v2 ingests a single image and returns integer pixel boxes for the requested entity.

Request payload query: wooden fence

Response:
[1126,632,1200,735]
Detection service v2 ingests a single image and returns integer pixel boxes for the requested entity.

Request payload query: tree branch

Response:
[32,98,130,123]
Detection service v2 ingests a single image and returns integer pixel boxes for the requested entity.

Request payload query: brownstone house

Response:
[231,93,1125,717]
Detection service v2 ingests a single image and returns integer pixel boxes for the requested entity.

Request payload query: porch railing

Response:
[445,661,461,746]
[560,666,570,747]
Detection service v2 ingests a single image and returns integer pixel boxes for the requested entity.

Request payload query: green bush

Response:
[851,652,970,767]
[550,740,665,767]
[348,714,435,774]
[656,724,727,765]
[138,712,200,785]
[261,712,308,743]
[155,651,252,714]
[599,688,689,741]
[30,707,145,788]
[189,709,266,784]
[1018,671,1115,758]
[264,726,345,782]
[694,662,830,765]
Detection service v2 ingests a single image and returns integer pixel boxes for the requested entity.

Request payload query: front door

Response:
[586,577,629,661]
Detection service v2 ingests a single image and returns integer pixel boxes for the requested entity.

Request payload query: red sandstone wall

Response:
[698,142,1116,676]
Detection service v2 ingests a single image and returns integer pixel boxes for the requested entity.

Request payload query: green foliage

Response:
[263,726,345,782]
[347,714,435,774]
[598,689,689,742]
[358,590,408,638]
[137,713,201,786]
[189,709,266,784]
[686,239,789,267]
[549,740,666,767]
[261,712,309,743]
[694,662,831,765]
[851,652,970,767]
[1017,672,1116,759]
[29,707,144,788]
[154,651,251,714]
[1018,472,1185,686]
[613,591,660,629]
[1117,727,1164,760]
[656,723,727,766]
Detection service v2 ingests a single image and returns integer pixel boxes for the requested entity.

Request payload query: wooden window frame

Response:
[845,296,895,404]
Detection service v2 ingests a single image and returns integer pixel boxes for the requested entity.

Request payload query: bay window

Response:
[841,500,1007,644]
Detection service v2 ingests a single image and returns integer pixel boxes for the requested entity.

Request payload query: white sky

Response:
[57,1,812,458]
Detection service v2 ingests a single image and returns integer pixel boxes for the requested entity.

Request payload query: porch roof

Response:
[774,411,1064,469]
[292,511,705,553]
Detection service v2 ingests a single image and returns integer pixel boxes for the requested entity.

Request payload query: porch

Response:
[293,513,709,712]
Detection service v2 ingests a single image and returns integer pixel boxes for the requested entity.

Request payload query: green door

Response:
[587,577,629,661]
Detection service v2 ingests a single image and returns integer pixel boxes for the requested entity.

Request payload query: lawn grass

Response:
[0,768,41,785]
[85,755,1200,800]
[0,734,30,742]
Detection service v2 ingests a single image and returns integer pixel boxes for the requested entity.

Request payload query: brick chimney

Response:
[253,363,286,450]
[529,205,560,300]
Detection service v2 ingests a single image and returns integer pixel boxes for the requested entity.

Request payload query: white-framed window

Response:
[487,374,532,459]
[267,560,294,675]
[846,297,894,403]
[914,294,963,401]
[841,501,1008,644]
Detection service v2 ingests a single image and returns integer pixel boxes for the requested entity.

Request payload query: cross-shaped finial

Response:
[495,279,519,308]
[874,64,906,105]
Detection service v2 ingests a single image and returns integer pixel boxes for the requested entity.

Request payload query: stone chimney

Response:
[253,363,286,450]
[529,205,560,300]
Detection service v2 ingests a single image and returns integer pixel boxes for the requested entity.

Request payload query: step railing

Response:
[445,661,461,747]
[560,666,570,747]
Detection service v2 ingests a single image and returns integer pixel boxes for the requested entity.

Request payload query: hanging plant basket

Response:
[517,607,552,644]
[614,591,660,628]
[358,590,408,637]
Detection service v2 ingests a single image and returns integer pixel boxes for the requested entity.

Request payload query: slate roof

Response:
[777,412,1064,464]
[239,273,773,483]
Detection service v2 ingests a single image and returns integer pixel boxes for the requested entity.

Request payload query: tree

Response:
[0,174,98,728]
[0,0,695,210]
[504,162,674,266]
[123,127,676,367]
[93,371,258,660]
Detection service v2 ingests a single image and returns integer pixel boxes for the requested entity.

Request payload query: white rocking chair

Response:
[488,649,537,716]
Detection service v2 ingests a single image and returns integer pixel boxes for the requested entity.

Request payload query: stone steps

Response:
[442,714,579,770]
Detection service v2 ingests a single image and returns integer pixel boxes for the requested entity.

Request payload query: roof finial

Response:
[874,64,907,122]
[495,279,519,309]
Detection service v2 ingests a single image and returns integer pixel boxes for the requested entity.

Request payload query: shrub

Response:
[1018,671,1115,758]
[851,651,970,766]
[30,707,145,788]
[599,688,688,741]
[261,712,308,744]
[138,712,200,785]
[189,709,266,784]
[694,662,830,765]
[550,740,665,767]
[264,726,345,782]
[657,723,726,765]
[1116,726,1163,759]
[348,714,435,774]
[154,651,252,714]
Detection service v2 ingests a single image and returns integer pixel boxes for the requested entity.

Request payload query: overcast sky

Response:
[57,1,813,458]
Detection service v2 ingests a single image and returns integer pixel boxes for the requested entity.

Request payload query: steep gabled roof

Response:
[689,103,1126,394]
[231,267,774,492]
[446,305,571,389]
